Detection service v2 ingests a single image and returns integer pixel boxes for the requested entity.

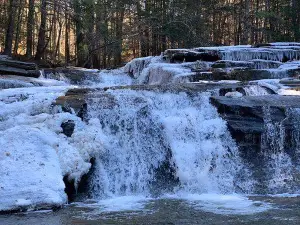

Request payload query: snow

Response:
[278,89,300,96]
[194,45,251,51]
[0,87,105,212]
[225,91,243,97]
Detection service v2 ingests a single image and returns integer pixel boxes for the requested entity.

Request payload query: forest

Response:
[0,0,300,68]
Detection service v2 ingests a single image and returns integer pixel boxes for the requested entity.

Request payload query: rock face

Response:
[211,95,300,192]
[211,95,300,141]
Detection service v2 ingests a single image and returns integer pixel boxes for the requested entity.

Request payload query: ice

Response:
[2,44,300,213]
[249,59,282,69]
[137,63,193,84]
[0,75,68,89]
[194,45,300,62]
[123,56,161,78]
[0,87,105,211]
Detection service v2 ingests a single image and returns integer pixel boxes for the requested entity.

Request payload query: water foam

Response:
[87,90,245,199]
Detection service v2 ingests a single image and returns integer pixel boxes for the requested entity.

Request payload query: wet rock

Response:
[164,49,220,63]
[210,95,300,154]
[61,120,75,137]
[0,59,39,78]
[63,158,96,202]
[211,95,300,193]
[253,43,272,48]
[197,67,300,82]
[0,59,37,70]
[212,60,254,69]
[55,95,87,121]
[279,79,300,86]
[0,66,40,78]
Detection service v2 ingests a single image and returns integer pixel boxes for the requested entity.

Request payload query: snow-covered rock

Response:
[0,87,105,212]
[123,56,161,79]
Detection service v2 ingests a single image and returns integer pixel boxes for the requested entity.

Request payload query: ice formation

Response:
[0,87,105,211]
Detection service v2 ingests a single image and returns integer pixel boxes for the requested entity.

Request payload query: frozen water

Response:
[0,87,105,211]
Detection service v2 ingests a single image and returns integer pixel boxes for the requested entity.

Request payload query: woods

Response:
[0,0,299,68]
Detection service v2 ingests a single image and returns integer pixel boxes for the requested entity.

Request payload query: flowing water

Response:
[2,60,300,224]
[1,195,300,224]
[87,90,243,197]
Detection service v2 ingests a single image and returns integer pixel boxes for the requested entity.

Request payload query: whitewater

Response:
[1,48,300,224]
[0,75,271,215]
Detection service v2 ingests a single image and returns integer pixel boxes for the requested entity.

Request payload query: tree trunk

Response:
[35,0,47,60]
[14,0,24,55]
[114,3,125,66]
[3,0,17,56]
[26,0,34,58]
[65,1,70,64]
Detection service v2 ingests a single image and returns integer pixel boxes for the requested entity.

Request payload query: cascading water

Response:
[259,107,300,194]
[86,90,248,199]
[244,85,270,96]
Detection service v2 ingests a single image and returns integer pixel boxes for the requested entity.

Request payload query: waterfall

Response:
[244,85,270,96]
[249,107,300,194]
[87,90,245,199]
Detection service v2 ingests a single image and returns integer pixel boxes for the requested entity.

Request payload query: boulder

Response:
[211,95,300,155]
[211,95,300,193]
[54,95,87,121]
[61,120,75,137]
